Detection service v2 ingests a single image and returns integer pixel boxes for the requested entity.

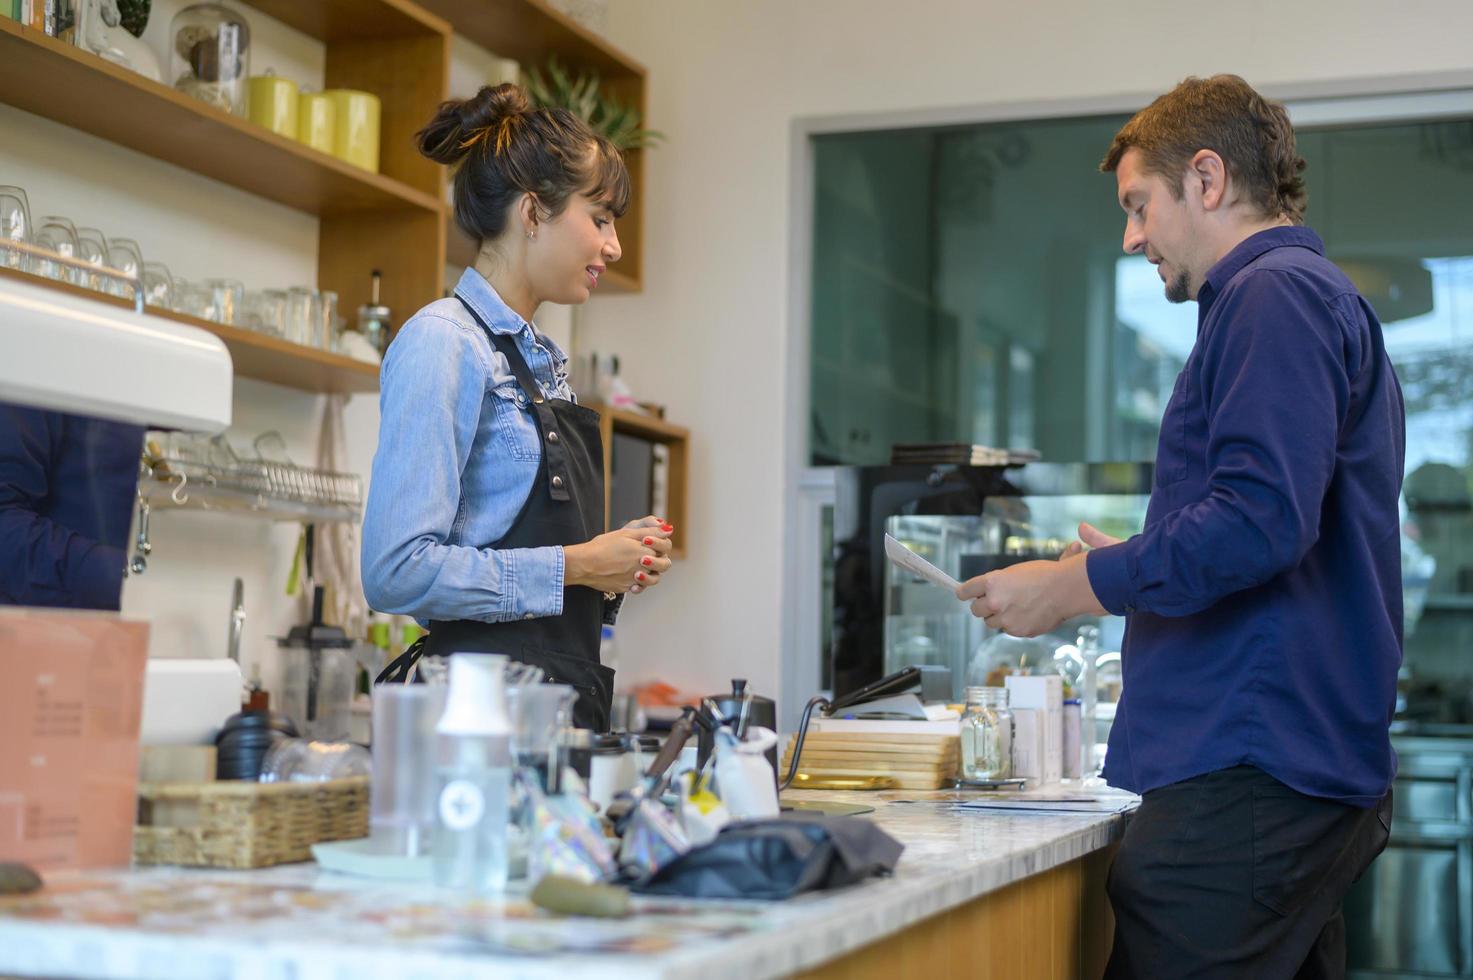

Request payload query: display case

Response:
[830,462,1154,703]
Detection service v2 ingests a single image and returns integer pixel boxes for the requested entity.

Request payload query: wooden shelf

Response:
[588,403,688,559]
[0,17,441,218]
[0,266,379,396]
[238,0,449,41]
[415,0,644,77]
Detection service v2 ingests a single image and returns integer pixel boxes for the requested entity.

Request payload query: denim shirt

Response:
[361,269,576,623]
[1086,227,1405,807]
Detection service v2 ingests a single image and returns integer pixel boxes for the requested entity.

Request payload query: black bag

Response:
[630,814,903,900]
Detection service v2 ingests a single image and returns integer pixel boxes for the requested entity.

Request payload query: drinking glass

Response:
[0,185,30,271]
[253,288,288,336]
[170,278,213,320]
[141,262,174,309]
[74,227,109,292]
[104,237,145,301]
[316,289,338,350]
[203,277,244,325]
[285,286,318,346]
[33,215,81,284]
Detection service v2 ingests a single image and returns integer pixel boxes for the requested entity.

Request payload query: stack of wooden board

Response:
[781,731,959,790]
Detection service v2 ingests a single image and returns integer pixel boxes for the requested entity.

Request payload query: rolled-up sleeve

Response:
[1088,271,1351,618]
[361,314,564,623]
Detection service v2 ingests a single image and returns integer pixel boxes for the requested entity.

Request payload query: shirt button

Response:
[523,613,534,620]
[1124,605,1136,614]
[551,475,564,489]
[548,431,559,443]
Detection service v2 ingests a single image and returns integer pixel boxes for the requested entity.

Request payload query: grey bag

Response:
[629,813,903,900]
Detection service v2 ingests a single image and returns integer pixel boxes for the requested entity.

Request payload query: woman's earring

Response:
[526,230,536,241]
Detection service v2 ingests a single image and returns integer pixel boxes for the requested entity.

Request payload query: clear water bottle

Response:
[600,624,618,673]
[960,686,1013,781]
[433,653,512,892]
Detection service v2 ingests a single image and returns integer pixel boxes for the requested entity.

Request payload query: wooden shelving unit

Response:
[588,403,689,558]
[0,265,379,396]
[418,0,647,292]
[0,8,449,393]
[0,18,440,216]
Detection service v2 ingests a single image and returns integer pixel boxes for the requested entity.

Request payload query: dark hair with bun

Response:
[417,83,630,246]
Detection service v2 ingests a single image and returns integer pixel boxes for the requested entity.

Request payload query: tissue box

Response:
[1011,708,1044,781]
[1007,675,1063,784]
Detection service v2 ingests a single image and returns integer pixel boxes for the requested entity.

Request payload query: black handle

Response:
[643,709,696,785]
[827,666,922,714]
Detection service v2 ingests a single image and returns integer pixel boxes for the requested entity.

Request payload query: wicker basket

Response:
[134,777,369,869]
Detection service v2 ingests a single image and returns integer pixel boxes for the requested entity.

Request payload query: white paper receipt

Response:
[884,534,963,595]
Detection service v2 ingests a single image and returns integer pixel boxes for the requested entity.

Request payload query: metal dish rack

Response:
[142,450,363,524]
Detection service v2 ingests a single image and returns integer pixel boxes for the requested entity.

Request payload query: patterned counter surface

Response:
[0,787,1136,980]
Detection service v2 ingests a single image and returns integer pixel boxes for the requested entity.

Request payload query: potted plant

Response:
[524,56,663,151]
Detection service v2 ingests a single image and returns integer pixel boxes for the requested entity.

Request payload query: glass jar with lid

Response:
[169,3,251,116]
[960,686,1013,781]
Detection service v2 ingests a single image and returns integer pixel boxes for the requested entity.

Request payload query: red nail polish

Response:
[641,556,653,566]
[643,537,655,546]
[637,572,647,582]
[661,523,674,532]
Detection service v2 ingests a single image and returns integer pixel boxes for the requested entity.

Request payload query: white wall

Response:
[581,0,1473,711]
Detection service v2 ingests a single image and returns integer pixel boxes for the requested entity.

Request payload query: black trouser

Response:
[1105,765,1392,979]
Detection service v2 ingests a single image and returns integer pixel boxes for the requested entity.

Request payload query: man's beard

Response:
[1165,268,1192,304]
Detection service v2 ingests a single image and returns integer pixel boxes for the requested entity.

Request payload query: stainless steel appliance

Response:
[1347,730,1473,979]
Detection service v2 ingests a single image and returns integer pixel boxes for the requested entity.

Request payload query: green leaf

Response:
[522,55,664,151]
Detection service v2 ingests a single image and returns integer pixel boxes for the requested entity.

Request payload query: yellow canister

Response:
[297,90,336,155]
[246,75,299,139]
[325,89,381,173]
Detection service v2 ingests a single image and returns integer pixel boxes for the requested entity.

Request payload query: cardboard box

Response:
[1007,675,1063,784]
[1011,708,1044,781]
[0,608,149,871]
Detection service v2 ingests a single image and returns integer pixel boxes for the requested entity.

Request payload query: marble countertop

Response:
[0,786,1136,980]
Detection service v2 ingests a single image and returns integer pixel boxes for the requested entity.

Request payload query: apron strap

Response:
[374,634,429,685]
[454,290,573,503]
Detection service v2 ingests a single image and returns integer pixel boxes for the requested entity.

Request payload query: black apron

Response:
[376,291,617,731]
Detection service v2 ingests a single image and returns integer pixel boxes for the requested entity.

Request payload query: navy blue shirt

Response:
[0,405,144,610]
[1087,227,1405,807]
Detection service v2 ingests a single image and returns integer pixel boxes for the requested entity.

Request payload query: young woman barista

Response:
[361,83,673,731]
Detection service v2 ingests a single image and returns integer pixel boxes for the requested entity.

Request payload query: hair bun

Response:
[459,83,529,131]
[417,83,530,166]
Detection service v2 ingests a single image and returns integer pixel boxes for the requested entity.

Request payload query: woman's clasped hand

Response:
[564,515,675,595]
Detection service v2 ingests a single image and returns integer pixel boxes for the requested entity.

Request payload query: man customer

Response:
[955,75,1403,977]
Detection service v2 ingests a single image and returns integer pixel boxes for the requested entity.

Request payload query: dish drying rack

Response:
[141,434,362,524]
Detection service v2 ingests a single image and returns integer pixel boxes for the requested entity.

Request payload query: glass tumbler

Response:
[316,289,338,350]
[370,684,447,856]
[510,683,577,791]
[142,262,174,309]
[33,215,81,284]
[285,286,319,346]
[104,237,145,300]
[203,277,244,324]
[74,227,109,293]
[0,185,31,271]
